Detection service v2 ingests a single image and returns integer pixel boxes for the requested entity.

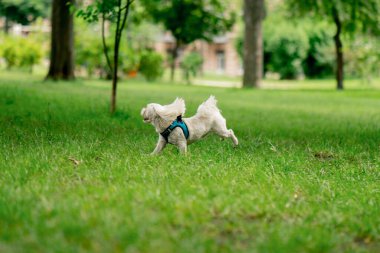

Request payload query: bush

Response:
[181,52,203,84]
[75,35,104,77]
[344,36,380,82]
[235,20,309,79]
[264,22,309,79]
[1,36,43,72]
[19,39,43,72]
[120,46,140,75]
[139,51,164,82]
[235,13,335,79]
[302,22,335,78]
[2,40,19,69]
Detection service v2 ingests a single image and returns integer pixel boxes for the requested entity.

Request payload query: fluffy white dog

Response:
[141,96,238,154]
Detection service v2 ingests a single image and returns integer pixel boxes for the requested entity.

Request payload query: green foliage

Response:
[75,35,104,77]
[285,0,380,79]
[139,51,164,82]
[1,38,18,69]
[181,52,203,84]
[75,0,135,73]
[302,22,335,78]
[264,22,309,79]
[75,0,135,23]
[19,39,43,72]
[0,0,50,25]
[0,36,43,72]
[141,0,235,45]
[345,36,380,82]
[235,34,243,60]
[126,21,163,51]
[74,19,105,78]
[235,23,313,79]
[75,18,162,80]
[1,73,380,252]
[235,3,336,80]
[286,0,380,36]
[235,5,379,79]
[120,46,140,74]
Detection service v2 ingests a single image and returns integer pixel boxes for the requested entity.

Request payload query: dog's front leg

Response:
[151,135,167,155]
[177,141,187,155]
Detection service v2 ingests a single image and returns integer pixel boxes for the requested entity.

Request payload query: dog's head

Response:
[140,103,160,123]
[141,98,186,124]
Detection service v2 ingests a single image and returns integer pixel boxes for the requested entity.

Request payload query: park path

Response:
[193,79,241,88]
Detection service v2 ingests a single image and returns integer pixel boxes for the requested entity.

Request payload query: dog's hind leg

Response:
[213,117,239,147]
[217,128,238,147]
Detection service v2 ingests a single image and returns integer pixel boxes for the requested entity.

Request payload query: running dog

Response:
[141,96,238,154]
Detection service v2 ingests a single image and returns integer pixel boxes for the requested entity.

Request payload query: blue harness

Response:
[160,115,189,142]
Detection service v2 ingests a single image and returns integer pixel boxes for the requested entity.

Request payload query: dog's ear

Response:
[153,99,185,121]
[152,104,166,118]
[172,97,186,116]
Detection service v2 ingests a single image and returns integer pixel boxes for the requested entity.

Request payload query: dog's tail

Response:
[196,95,220,116]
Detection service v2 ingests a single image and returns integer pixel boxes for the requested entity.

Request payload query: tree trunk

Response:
[170,41,179,82]
[46,0,75,80]
[243,0,264,88]
[4,16,9,34]
[332,8,344,90]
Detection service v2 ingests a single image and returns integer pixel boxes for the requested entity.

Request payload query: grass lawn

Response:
[1,72,380,253]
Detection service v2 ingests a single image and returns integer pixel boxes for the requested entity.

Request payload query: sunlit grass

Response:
[0,72,379,253]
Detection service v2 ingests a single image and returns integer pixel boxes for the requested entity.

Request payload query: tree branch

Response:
[114,0,122,48]
[116,0,133,46]
[332,7,342,37]
[120,0,134,12]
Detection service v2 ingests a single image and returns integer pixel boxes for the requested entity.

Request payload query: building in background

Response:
[0,18,50,36]
[154,30,242,77]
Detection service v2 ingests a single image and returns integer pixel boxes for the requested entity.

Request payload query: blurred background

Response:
[0,0,379,90]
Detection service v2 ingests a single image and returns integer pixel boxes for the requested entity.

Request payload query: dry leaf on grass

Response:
[68,157,80,166]
[314,152,334,160]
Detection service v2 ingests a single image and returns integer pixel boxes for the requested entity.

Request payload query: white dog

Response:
[141,96,238,154]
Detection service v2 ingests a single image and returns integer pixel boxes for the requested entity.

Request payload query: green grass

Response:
[1,72,380,253]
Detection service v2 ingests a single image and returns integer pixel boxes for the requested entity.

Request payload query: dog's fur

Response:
[141,96,238,154]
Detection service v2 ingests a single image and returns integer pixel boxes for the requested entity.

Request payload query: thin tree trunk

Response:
[243,0,264,88]
[110,0,122,114]
[332,8,344,90]
[110,0,133,114]
[46,0,75,80]
[110,44,119,113]
[170,41,179,82]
